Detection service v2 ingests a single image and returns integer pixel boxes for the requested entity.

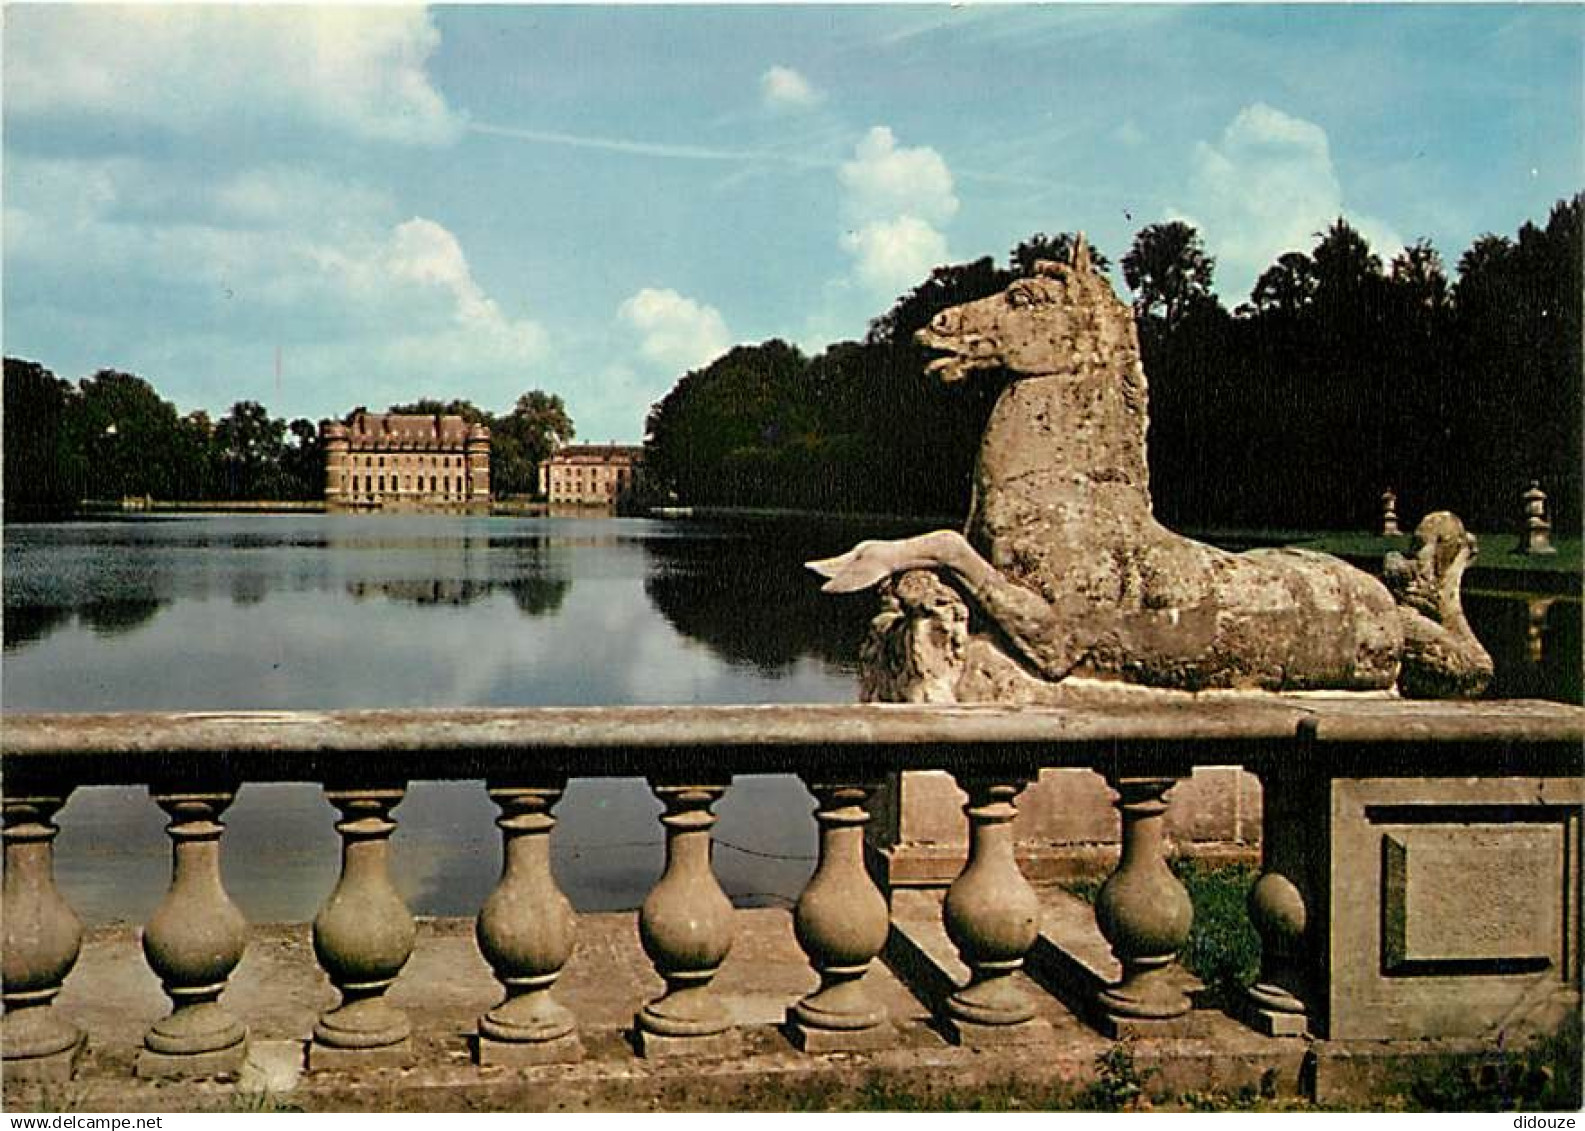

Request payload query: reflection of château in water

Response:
[346,577,571,617]
[322,412,491,512]
[348,578,493,605]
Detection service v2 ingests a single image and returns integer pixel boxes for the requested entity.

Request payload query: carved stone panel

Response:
[1324,775,1580,1040]
[1381,825,1560,974]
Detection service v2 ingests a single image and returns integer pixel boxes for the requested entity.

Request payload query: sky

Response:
[5,4,1581,444]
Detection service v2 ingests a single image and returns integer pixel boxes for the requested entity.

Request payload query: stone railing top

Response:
[3,698,1580,787]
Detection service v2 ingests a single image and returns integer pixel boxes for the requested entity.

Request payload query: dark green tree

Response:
[1250,251,1319,316]
[1446,195,1582,530]
[644,340,812,506]
[1009,232,1112,278]
[214,400,286,499]
[494,390,575,496]
[1122,221,1217,329]
[1389,240,1451,315]
[4,358,85,513]
[74,369,185,501]
[170,409,219,501]
[280,418,324,500]
[386,398,491,425]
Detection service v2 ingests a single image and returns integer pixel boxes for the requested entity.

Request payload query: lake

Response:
[4,513,1579,924]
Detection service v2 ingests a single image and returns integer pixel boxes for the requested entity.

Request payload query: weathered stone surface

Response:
[476,1030,584,1066]
[11,910,1569,1111]
[1381,826,1560,967]
[137,1040,247,1080]
[3,1038,85,1084]
[810,239,1493,701]
[1312,773,1581,1040]
[307,1037,413,1072]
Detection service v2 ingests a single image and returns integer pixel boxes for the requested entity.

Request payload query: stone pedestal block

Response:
[633,1027,741,1061]
[1257,764,1582,1041]
[136,1039,247,1080]
[476,1031,584,1067]
[3,1035,85,1084]
[307,1037,414,1073]
[941,1014,1055,1049]
[782,1011,896,1053]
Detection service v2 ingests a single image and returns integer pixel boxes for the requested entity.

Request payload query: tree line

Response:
[2,364,575,516]
[644,196,1581,534]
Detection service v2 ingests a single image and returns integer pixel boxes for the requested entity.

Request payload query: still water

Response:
[4,514,1579,925]
[3,514,879,924]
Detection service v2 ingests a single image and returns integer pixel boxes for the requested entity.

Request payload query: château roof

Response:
[332,411,488,451]
[545,444,643,466]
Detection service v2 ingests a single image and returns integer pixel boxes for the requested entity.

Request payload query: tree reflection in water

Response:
[641,521,882,674]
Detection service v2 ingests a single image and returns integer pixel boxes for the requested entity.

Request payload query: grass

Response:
[1064,857,1262,1000]
[1403,1015,1583,1112]
[1198,528,1583,576]
[1060,860,1582,1113]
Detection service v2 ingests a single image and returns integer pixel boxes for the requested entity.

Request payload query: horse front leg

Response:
[808,531,1093,682]
[806,530,979,594]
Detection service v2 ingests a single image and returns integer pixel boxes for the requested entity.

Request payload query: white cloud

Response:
[1177,102,1404,299]
[4,154,546,414]
[832,127,958,299]
[4,6,461,145]
[618,288,732,372]
[840,217,951,297]
[839,126,959,226]
[313,218,548,360]
[761,66,823,111]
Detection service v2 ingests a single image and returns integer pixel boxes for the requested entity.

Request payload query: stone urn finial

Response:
[1381,487,1400,537]
[1521,481,1557,556]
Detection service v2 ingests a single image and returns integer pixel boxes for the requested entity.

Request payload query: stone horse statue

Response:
[808,238,1493,703]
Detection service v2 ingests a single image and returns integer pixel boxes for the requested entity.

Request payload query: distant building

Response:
[538,445,643,506]
[323,412,490,512]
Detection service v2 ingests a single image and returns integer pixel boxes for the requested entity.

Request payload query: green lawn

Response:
[1189,527,1581,577]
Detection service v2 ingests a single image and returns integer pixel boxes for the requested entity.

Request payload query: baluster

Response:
[786,779,892,1051]
[634,780,737,1058]
[940,771,1051,1046]
[2,790,85,1082]
[310,785,415,1069]
[138,788,249,1078]
[1240,765,1315,1036]
[1094,774,1194,1033]
[475,779,582,1065]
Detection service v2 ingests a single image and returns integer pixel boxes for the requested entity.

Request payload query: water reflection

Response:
[9,515,850,921]
[1466,590,1583,704]
[642,525,871,673]
[8,515,1578,926]
[347,577,571,615]
[3,604,76,650]
[2,516,593,652]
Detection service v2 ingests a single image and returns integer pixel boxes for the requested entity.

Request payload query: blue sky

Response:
[5,4,1581,443]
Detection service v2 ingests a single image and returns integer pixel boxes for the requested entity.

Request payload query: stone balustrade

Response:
[2,700,1581,1099]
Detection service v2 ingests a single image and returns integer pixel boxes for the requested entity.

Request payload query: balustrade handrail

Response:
[4,698,1581,786]
[4,695,1582,1088]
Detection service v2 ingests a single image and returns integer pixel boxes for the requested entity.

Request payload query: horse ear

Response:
[1071,233,1091,273]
